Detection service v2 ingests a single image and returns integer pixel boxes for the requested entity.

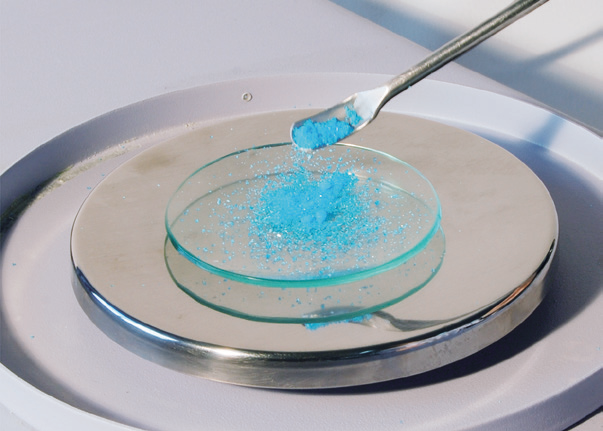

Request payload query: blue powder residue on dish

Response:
[344,105,362,127]
[257,170,356,232]
[292,106,363,150]
[304,313,372,330]
[247,150,388,276]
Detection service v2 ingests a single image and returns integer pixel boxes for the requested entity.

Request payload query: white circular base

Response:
[1,75,601,430]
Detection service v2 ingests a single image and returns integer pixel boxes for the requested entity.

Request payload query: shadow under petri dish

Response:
[165,143,445,323]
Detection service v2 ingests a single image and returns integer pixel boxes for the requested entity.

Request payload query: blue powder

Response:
[292,106,363,150]
[344,105,362,126]
[255,171,357,233]
[292,118,353,150]
[304,313,372,330]
[247,152,386,274]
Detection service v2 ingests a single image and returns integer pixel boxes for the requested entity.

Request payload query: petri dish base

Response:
[165,143,444,323]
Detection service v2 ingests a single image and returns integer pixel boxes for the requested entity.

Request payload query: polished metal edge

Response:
[71,238,556,389]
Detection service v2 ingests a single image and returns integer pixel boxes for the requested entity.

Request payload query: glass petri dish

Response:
[165,143,444,323]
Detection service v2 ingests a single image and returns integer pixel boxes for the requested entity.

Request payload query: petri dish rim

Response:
[164,227,446,324]
[165,142,442,289]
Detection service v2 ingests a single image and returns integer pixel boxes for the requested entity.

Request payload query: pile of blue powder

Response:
[247,152,385,277]
[292,105,363,150]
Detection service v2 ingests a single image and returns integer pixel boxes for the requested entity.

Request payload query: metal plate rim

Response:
[71,238,556,389]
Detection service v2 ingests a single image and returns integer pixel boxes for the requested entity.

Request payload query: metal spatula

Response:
[291,0,549,150]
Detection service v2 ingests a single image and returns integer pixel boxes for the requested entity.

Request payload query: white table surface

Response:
[1,1,601,430]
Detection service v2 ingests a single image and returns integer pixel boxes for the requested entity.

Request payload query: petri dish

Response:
[165,143,444,323]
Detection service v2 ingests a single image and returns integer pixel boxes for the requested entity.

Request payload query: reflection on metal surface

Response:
[369,310,470,332]
[72,239,554,388]
[482,240,555,319]
[164,228,446,324]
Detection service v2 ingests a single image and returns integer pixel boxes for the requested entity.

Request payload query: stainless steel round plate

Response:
[70,110,557,388]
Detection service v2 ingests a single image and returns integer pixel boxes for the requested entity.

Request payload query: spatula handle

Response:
[384,0,549,106]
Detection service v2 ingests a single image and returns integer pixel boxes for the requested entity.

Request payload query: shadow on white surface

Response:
[331,0,603,134]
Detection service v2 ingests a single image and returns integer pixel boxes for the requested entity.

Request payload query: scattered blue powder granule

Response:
[292,105,363,150]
